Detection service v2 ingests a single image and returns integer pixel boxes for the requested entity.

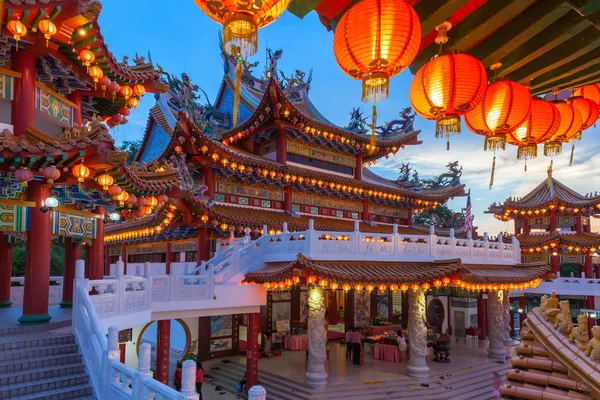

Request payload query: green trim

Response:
[0,300,12,308]
[59,301,73,309]
[18,313,52,325]
[288,0,322,19]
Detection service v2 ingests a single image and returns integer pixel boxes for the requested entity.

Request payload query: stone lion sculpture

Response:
[554,300,571,330]
[585,326,600,361]
[570,314,590,350]
[541,292,560,323]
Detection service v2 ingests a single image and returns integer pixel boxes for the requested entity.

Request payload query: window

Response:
[287,153,353,175]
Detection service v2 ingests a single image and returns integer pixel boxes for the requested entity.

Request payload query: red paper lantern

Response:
[568,97,598,131]
[119,107,131,117]
[137,197,147,207]
[544,101,583,158]
[126,194,138,208]
[157,193,168,205]
[99,76,111,92]
[508,99,561,160]
[41,165,60,184]
[120,85,133,99]
[79,49,95,67]
[333,0,421,102]
[14,167,33,187]
[410,51,487,139]
[108,184,122,197]
[574,84,600,106]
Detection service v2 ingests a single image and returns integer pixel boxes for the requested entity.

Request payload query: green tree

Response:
[413,204,460,227]
[118,140,143,165]
[12,243,67,277]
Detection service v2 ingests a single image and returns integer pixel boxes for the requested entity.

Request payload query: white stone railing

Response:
[10,276,63,306]
[150,266,214,303]
[511,274,600,297]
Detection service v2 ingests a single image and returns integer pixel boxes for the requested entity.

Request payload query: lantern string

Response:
[524,159,527,173]
[569,143,575,167]
[369,104,377,155]
[489,153,496,190]
[547,159,553,188]
[233,57,243,127]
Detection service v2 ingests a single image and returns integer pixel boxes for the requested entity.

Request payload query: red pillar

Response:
[361,198,369,221]
[68,91,83,127]
[549,210,557,232]
[478,294,487,341]
[84,244,92,278]
[11,51,36,136]
[283,185,292,211]
[20,181,52,324]
[585,254,594,278]
[90,206,105,280]
[60,237,80,308]
[587,296,596,338]
[121,245,127,275]
[246,312,260,391]
[328,290,338,325]
[355,154,363,180]
[119,343,127,363]
[197,227,210,261]
[156,319,171,385]
[202,165,215,200]
[576,214,583,233]
[165,240,172,275]
[551,255,560,275]
[407,208,413,225]
[523,216,530,234]
[0,232,12,308]
[514,221,521,235]
[276,126,287,164]
[518,296,526,329]
[104,246,111,276]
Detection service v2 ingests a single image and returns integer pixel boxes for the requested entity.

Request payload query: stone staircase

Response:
[208,359,509,400]
[0,330,95,399]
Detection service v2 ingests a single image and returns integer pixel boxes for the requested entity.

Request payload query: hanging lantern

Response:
[333,0,421,102]
[157,193,168,205]
[108,184,122,197]
[137,197,147,207]
[7,19,27,51]
[263,282,271,290]
[147,196,158,208]
[433,279,442,289]
[134,209,144,218]
[354,283,364,292]
[334,0,420,103]
[126,194,138,208]
[307,275,317,285]
[389,284,399,293]
[342,283,351,293]
[330,282,339,291]
[41,165,60,184]
[79,49,95,68]
[120,85,133,99]
[96,174,114,190]
[88,66,104,89]
[544,101,582,157]
[200,214,209,223]
[119,107,131,117]
[410,283,420,292]
[220,222,228,231]
[113,190,129,206]
[410,51,487,143]
[442,277,451,286]
[285,278,293,287]
[109,81,121,102]
[421,282,431,291]
[132,84,145,97]
[508,99,561,164]
[193,0,289,57]
[574,84,600,106]
[128,97,140,109]
[112,113,124,124]
[400,284,409,293]
[568,97,598,132]
[167,211,175,219]
[38,19,57,47]
[319,278,328,288]
[378,284,387,292]
[99,76,111,96]
[14,167,33,187]
[72,162,90,184]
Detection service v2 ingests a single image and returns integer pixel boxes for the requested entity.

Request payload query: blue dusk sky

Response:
[98,1,600,234]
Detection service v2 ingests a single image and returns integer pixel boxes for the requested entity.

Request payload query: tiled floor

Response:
[0,306,72,333]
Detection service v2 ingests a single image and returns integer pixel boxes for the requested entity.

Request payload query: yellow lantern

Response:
[354,283,364,292]
[330,282,339,291]
[366,284,375,293]
[410,283,420,292]
[378,284,387,292]
[88,66,104,89]
[147,196,158,208]
[342,283,351,293]
[38,19,57,46]
[72,163,90,183]
[133,84,146,97]
[200,215,209,223]
[128,97,140,109]
[319,278,328,288]
[220,222,228,231]
[96,173,114,190]
[114,191,129,206]
[421,282,431,291]
[7,19,27,51]
[389,284,399,293]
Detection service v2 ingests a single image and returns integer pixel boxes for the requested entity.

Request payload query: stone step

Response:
[0,320,72,337]
[0,372,89,399]
[0,332,75,351]
[0,343,79,362]
[12,383,94,400]
[0,362,86,387]
[0,352,82,374]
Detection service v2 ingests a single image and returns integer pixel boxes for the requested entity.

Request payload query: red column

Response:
[283,185,292,211]
[156,319,171,385]
[84,244,92,278]
[11,51,36,136]
[361,198,369,221]
[576,214,583,233]
[551,255,560,275]
[587,296,596,338]
[202,165,215,200]
[121,245,127,274]
[68,91,82,127]
[514,220,521,235]
[549,210,557,232]
[119,343,127,363]
[407,208,413,225]
[246,312,260,391]
[477,294,487,341]
[355,154,363,180]
[518,296,526,329]
[197,227,210,261]
[90,206,105,279]
[276,127,287,164]
[328,290,338,325]
[20,181,52,324]
[165,240,172,275]
[60,237,80,308]
[104,246,111,276]
[523,216,530,234]
[585,254,594,278]
[0,232,12,308]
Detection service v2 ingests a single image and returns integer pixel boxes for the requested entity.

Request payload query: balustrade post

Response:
[116,258,124,278]
[138,342,153,379]
[449,228,455,258]
[483,232,489,260]
[182,360,199,400]
[248,386,267,400]
[102,326,121,396]
[283,222,288,233]
[144,262,151,278]
[308,220,315,258]
[208,263,215,300]
[429,225,436,259]
[392,224,398,256]
[467,229,472,240]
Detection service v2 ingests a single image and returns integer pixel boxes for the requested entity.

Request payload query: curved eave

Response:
[518,232,600,249]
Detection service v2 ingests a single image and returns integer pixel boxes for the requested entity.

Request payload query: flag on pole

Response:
[464,189,473,230]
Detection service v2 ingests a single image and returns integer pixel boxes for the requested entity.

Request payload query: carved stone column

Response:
[182,360,200,400]
[305,285,328,387]
[407,289,429,378]
[487,290,507,359]
[248,385,267,400]
[502,290,512,346]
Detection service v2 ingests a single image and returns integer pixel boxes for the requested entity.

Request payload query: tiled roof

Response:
[517,232,600,248]
[200,203,422,234]
[245,254,552,285]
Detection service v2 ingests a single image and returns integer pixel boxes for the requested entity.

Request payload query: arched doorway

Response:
[427,298,445,334]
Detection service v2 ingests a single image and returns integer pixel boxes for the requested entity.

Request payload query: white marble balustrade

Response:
[9,276,63,306]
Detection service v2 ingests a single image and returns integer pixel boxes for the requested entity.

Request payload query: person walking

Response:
[397,330,407,361]
[174,362,182,391]
[345,328,354,360]
[351,328,364,365]
[195,361,204,400]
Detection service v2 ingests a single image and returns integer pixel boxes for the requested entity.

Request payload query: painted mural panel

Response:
[271,302,291,330]
[36,86,73,126]
[50,211,96,239]
[210,338,232,352]
[210,315,233,338]
[215,181,283,201]
[272,291,291,301]
[354,291,371,328]
[0,204,28,231]
[376,296,389,319]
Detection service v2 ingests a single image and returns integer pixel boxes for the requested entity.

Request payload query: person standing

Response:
[352,328,364,365]
[397,330,407,361]
[345,328,354,360]
[196,361,204,399]
[174,362,182,391]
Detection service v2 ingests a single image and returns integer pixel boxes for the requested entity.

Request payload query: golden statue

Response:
[570,314,590,351]
[541,292,560,323]
[554,300,573,335]
[585,326,600,361]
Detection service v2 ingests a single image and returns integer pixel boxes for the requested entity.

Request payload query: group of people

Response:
[174,360,204,399]
[345,328,365,365]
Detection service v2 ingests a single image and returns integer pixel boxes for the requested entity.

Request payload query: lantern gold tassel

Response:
[436,114,460,141]
[569,143,575,167]
[524,160,527,173]
[362,73,389,103]
[484,134,506,152]
[489,155,496,190]
[369,104,377,155]
[232,58,243,126]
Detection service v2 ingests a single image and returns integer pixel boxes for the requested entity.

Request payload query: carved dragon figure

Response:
[345,107,369,134]
[397,162,421,188]
[376,107,416,137]
[264,48,283,79]
[420,161,463,188]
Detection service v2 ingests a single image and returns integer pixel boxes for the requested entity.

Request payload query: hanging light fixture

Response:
[120,85,133,100]
[128,97,140,109]
[334,0,421,103]
[409,23,487,149]
[108,184,122,197]
[132,84,146,97]
[7,19,27,51]
[96,173,114,190]
[79,49,95,70]
[41,165,61,184]
[193,0,289,57]
[88,66,104,89]
[14,167,33,187]
[38,19,57,47]
[72,161,90,185]
[574,84,600,106]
